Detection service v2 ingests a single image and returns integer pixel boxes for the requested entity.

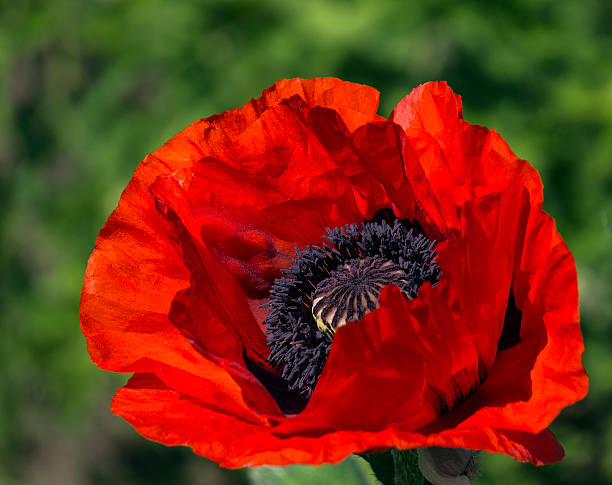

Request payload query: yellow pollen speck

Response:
[313,312,335,340]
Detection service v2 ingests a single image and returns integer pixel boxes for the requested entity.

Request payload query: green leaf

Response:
[248,455,379,485]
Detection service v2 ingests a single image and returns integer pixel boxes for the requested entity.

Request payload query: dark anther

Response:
[263,216,440,398]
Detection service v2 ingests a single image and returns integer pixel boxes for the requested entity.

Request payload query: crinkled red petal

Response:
[112,371,563,467]
[445,208,588,434]
[170,100,371,291]
[390,81,543,235]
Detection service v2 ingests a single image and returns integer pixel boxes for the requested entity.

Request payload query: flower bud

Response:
[417,447,479,485]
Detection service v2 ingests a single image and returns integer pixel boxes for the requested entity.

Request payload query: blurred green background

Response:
[1,0,611,484]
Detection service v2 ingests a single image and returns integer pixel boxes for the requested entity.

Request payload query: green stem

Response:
[360,449,424,485]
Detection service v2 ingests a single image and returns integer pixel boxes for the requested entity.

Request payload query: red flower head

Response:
[80,78,588,468]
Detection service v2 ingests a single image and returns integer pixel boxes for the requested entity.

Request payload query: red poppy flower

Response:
[80,78,588,468]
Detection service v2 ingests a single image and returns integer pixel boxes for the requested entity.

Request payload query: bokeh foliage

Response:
[1,0,611,483]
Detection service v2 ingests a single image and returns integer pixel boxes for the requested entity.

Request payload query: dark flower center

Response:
[312,256,412,339]
[264,214,440,398]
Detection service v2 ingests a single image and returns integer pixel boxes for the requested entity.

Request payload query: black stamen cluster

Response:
[264,218,440,397]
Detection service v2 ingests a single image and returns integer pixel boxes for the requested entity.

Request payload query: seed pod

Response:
[417,447,479,485]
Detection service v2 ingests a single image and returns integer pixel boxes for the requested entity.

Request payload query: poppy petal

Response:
[447,209,588,434]
[404,425,565,465]
[391,81,463,152]
[390,82,544,233]
[112,373,563,467]
[80,157,195,374]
